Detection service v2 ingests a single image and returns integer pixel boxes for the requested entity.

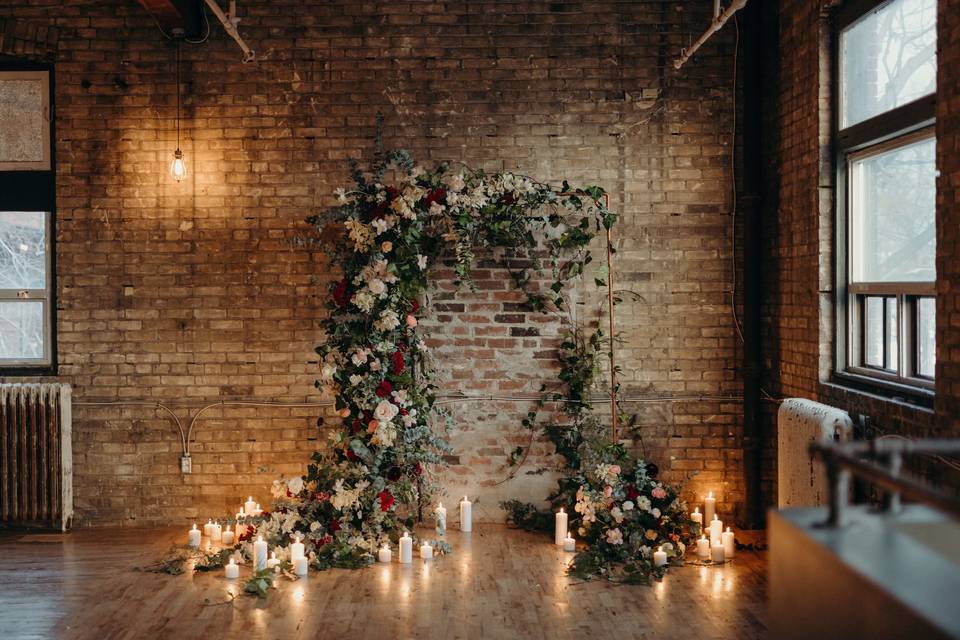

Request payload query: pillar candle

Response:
[691,507,703,527]
[235,513,246,538]
[722,527,735,558]
[696,534,710,560]
[222,526,234,546]
[211,521,222,543]
[435,503,447,536]
[460,496,472,532]
[378,544,392,563]
[293,556,308,576]
[188,524,201,548]
[266,551,279,570]
[709,514,723,546]
[555,508,568,546]
[291,533,305,561]
[203,519,214,537]
[710,540,725,564]
[225,558,239,579]
[399,531,413,564]
[563,532,576,552]
[254,503,262,515]
[653,545,668,567]
[254,536,268,571]
[420,542,433,559]
[704,491,716,524]
[244,496,257,516]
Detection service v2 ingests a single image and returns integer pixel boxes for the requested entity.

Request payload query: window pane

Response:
[840,0,937,128]
[918,297,935,377]
[850,136,935,282]
[0,211,46,289]
[885,297,898,371]
[0,300,44,360]
[864,297,884,367]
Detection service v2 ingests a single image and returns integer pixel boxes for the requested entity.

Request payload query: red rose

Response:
[423,188,446,206]
[351,418,362,434]
[345,448,359,461]
[391,351,405,375]
[386,466,402,482]
[399,408,408,416]
[376,380,393,397]
[329,519,341,533]
[314,491,329,502]
[318,534,333,546]
[378,489,395,511]
[626,485,640,501]
[501,193,516,205]
[239,529,254,542]
[332,280,350,308]
[409,298,420,313]
[412,463,423,476]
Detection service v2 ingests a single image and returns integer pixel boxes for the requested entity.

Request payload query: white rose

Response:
[374,400,399,423]
[321,363,336,382]
[287,476,304,495]
[622,500,634,511]
[417,255,428,270]
[310,521,321,532]
[367,278,386,296]
[349,374,362,386]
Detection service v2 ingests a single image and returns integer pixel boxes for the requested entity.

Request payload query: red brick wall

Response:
[1,1,744,526]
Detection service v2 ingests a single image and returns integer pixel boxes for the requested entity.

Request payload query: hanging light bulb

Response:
[170,32,186,182]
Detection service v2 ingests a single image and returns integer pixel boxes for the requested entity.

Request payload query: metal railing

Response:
[810,438,960,527]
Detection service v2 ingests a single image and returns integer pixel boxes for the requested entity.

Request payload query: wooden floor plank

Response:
[0,525,768,640]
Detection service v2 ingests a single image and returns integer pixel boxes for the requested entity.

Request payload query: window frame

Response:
[0,58,56,376]
[831,0,936,402]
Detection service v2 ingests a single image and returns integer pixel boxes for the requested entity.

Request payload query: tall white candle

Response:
[691,507,703,527]
[188,524,201,548]
[203,519,214,537]
[696,534,710,560]
[293,556,308,576]
[555,508,568,546]
[290,533,305,561]
[222,526,234,546]
[704,491,716,524]
[244,496,257,516]
[420,542,433,559]
[378,544,392,563]
[563,532,576,552]
[211,521,222,543]
[709,514,723,546]
[653,545,667,567]
[710,540,725,564]
[722,526,735,558]
[460,496,472,532]
[225,557,239,579]
[254,536,268,571]
[435,503,447,536]
[235,513,246,538]
[399,531,413,564]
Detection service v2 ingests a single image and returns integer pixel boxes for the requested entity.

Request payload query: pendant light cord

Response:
[175,37,181,151]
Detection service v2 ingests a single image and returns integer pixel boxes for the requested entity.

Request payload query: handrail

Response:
[810,438,960,527]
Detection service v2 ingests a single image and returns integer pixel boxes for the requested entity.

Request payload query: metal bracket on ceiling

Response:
[674,0,748,71]
[203,0,255,63]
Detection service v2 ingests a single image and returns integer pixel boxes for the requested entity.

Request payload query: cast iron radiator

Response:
[0,383,72,530]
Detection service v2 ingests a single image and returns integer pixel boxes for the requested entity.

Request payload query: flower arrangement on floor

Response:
[209,150,617,572]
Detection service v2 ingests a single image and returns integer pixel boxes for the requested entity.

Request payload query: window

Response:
[834,0,937,393]
[0,63,55,373]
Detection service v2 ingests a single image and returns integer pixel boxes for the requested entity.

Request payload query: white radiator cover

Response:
[777,398,853,508]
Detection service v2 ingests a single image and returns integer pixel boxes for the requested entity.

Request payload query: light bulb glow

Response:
[170,149,186,181]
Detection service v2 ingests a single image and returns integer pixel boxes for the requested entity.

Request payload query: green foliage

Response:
[499,499,554,533]
[135,546,192,575]
[243,568,276,599]
[193,548,234,572]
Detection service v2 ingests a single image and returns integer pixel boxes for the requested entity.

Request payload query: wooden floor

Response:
[0,525,768,640]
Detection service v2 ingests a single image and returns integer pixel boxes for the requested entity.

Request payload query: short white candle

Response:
[420,542,433,559]
[555,508,568,546]
[696,534,710,560]
[188,524,201,548]
[709,514,723,546]
[399,531,413,564]
[653,545,668,567]
[435,503,447,536]
[704,491,716,524]
[563,532,576,552]
[211,521,222,543]
[460,496,472,532]
[203,519,214,537]
[254,503,262,515]
[722,526,735,558]
[711,540,726,564]
[266,551,279,570]
[254,536,268,571]
[691,507,703,527]
[378,544,392,563]
[244,496,257,516]
[290,533,305,561]
[293,556,308,576]
[221,526,234,546]
[225,558,239,579]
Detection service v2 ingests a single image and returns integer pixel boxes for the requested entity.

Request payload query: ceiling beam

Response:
[135,0,203,39]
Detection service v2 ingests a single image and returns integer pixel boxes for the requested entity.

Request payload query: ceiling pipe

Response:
[203,0,255,62]
[674,0,748,70]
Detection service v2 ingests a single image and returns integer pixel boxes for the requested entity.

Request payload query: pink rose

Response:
[406,314,418,328]
[339,408,351,418]
[367,420,379,433]
[652,486,667,500]
[604,486,613,497]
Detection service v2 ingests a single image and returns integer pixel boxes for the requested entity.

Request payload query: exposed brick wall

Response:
[765,0,957,502]
[0,0,744,526]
